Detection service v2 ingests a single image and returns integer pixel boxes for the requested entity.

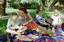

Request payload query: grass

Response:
[0,8,63,34]
[0,19,8,34]
[6,8,19,14]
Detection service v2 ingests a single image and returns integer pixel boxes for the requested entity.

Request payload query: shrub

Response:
[11,2,18,9]
[22,2,40,9]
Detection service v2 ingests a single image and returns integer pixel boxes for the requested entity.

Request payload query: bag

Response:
[45,16,53,25]
[61,23,64,28]
[0,33,10,42]
[0,38,5,42]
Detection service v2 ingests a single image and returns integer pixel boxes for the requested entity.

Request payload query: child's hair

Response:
[11,13,18,19]
[19,5,27,14]
[53,9,59,15]
[36,10,41,13]
[12,13,18,16]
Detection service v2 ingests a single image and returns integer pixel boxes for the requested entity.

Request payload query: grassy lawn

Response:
[0,8,62,34]
[0,19,8,34]
[6,8,19,14]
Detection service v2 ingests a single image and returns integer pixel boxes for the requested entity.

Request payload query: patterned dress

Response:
[51,15,61,26]
[19,13,38,30]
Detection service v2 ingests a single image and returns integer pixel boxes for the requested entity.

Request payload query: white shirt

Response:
[7,18,22,28]
[51,15,61,25]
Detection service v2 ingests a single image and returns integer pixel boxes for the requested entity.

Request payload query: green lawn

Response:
[0,8,62,34]
[0,19,8,34]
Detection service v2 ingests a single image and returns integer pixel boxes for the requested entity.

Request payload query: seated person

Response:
[60,9,64,35]
[6,13,27,37]
[51,9,61,28]
[34,10,49,28]
[62,9,64,28]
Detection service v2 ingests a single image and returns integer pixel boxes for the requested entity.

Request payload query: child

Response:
[6,13,27,36]
[34,10,49,28]
[51,9,61,27]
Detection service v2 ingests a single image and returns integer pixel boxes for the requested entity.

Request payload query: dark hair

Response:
[36,10,41,13]
[19,5,28,14]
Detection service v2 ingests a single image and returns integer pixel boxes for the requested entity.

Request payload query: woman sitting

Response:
[17,5,55,37]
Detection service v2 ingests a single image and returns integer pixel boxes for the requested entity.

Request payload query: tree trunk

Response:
[50,0,58,9]
[0,0,6,16]
[41,0,58,11]
[41,0,47,10]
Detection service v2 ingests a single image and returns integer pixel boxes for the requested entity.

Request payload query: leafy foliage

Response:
[21,2,40,9]
[11,2,18,9]
[0,19,8,34]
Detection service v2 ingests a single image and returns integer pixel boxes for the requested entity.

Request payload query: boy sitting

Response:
[6,13,27,37]
[34,10,49,28]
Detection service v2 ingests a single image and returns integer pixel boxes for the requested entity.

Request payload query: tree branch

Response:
[50,0,58,8]
[41,0,46,7]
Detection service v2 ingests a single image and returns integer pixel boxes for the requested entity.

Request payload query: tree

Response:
[0,0,6,16]
[16,0,21,6]
[59,0,64,5]
[41,0,58,11]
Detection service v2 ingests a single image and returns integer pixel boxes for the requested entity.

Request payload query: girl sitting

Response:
[51,9,61,28]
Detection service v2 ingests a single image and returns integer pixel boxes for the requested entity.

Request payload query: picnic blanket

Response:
[10,28,64,42]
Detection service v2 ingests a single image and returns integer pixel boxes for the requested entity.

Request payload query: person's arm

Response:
[41,16,45,21]
[7,18,12,28]
[58,16,61,23]
[23,13,33,25]
[28,13,33,22]
[17,26,27,33]
[51,15,54,20]
[36,15,45,24]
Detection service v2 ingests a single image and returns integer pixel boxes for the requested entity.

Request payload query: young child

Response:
[6,13,27,36]
[34,10,49,28]
[51,9,61,28]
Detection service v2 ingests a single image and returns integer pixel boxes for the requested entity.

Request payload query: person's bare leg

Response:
[36,26,54,36]
[6,29,18,34]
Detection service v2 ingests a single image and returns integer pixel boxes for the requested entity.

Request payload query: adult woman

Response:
[18,5,38,30]
[17,5,54,36]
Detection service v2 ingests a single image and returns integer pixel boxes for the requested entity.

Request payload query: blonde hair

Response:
[53,9,59,15]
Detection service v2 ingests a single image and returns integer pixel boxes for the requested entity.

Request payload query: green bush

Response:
[11,2,18,9]
[10,2,40,9]
[22,2,40,9]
